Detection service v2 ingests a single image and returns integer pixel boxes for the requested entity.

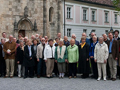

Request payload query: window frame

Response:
[67,28,71,37]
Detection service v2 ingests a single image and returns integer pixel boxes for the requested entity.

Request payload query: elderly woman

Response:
[67,39,79,79]
[78,36,90,79]
[94,36,108,81]
[55,40,68,78]
[16,40,25,78]
[89,36,98,79]
[24,39,35,79]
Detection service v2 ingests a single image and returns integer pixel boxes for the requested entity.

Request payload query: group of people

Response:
[0,30,120,81]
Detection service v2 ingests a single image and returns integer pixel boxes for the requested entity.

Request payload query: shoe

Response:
[107,78,113,80]
[112,78,116,81]
[69,76,72,79]
[37,75,40,78]
[10,76,13,78]
[104,77,106,81]
[97,77,101,81]
[4,76,8,78]
[18,75,21,78]
[24,76,27,79]
[74,76,77,78]
[29,76,34,78]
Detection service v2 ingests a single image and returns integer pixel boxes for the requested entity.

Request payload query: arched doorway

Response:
[18,30,25,37]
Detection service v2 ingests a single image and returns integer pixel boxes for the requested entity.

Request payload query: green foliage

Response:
[113,0,120,11]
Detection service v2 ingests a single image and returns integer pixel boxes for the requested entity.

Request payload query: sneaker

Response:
[18,75,21,78]
[69,76,72,79]
[97,77,101,81]
[104,77,106,81]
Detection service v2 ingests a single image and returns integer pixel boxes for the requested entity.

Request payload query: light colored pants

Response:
[108,54,117,78]
[5,59,15,77]
[46,59,54,77]
[97,63,106,78]
[18,64,25,77]
[57,63,66,73]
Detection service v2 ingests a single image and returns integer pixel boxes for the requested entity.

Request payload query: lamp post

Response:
[64,0,65,36]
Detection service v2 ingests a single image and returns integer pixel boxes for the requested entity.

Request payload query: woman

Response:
[78,36,90,79]
[24,39,35,79]
[89,36,98,79]
[67,39,79,79]
[94,36,108,81]
[55,40,68,78]
[16,40,24,78]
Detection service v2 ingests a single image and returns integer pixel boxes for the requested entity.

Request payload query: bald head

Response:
[82,33,87,37]
[64,36,68,41]
[70,39,75,46]
[71,34,76,39]
[9,35,13,41]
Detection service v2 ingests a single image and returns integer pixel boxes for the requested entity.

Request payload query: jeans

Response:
[37,58,46,76]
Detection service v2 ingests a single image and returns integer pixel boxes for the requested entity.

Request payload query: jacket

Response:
[94,42,109,63]
[67,44,79,63]
[44,45,56,60]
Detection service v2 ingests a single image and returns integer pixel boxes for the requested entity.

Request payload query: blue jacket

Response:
[75,40,79,46]
[80,38,90,46]
[89,41,98,57]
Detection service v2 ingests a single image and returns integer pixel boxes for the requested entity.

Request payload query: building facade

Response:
[0,0,63,39]
[64,0,120,41]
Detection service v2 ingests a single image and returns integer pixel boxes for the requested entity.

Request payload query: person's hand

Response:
[94,59,97,63]
[115,58,118,60]
[37,59,39,62]
[65,59,68,63]
[45,60,47,62]
[79,43,82,45]
[55,60,57,63]
[30,57,32,60]
[17,61,19,64]
[104,60,107,63]
[87,58,89,61]
[90,56,93,58]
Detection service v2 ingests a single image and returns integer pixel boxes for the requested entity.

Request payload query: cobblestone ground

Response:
[0,76,120,90]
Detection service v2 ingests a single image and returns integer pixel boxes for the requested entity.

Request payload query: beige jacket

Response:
[36,44,46,59]
[94,42,109,63]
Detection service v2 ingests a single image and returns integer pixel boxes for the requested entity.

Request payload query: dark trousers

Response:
[25,66,34,77]
[69,63,77,76]
[14,56,18,75]
[90,58,98,78]
[0,57,6,76]
[106,59,111,78]
[37,58,46,76]
[53,62,59,75]
[34,57,37,75]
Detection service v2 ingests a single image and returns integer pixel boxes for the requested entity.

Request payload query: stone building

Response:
[0,0,63,39]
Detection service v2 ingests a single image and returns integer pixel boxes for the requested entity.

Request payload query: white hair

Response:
[9,35,13,37]
[93,36,97,39]
[99,36,104,40]
[72,34,76,37]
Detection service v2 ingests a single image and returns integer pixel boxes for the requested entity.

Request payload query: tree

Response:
[113,0,120,11]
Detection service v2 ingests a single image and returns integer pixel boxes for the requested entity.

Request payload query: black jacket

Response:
[23,45,35,67]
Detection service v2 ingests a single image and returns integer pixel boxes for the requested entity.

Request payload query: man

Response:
[44,36,48,45]
[80,33,90,46]
[37,38,46,78]
[114,30,120,79]
[3,35,16,78]
[71,34,79,46]
[2,32,9,42]
[24,37,28,45]
[54,33,63,43]
[16,33,23,44]
[31,35,35,41]
[35,34,39,39]
[38,35,42,44]
[0,39,6,77]
[63,36,70,47]
[90,32,98,44]
[102,34,108,43]
[114,30,120,40]
[44,39,55,78]
[107,32,119,81]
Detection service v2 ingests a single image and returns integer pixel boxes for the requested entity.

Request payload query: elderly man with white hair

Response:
[3,35,16,78]
[94,36,109,81]
[71,34,79,46]
[90,32,98,44]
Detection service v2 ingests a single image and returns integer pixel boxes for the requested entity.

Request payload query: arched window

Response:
[49,7,54,22]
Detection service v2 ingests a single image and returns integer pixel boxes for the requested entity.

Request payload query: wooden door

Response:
[19,30,25,37]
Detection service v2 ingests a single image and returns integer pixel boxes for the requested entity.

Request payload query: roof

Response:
[75,0,114,7]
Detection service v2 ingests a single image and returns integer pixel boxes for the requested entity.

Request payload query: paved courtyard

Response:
[0,76,120,90]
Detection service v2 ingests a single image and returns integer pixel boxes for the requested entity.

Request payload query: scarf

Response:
[81,42,86,49]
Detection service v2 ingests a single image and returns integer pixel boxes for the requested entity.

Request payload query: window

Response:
[67,29,71,37]
[105,12,108,22]
[83,9,87,20]
[105,30,109,35]
[49,7,54,22]
[67,7,71,19]
[92,11,95,21]
[115,14,118,23]
[91,30,95,32]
